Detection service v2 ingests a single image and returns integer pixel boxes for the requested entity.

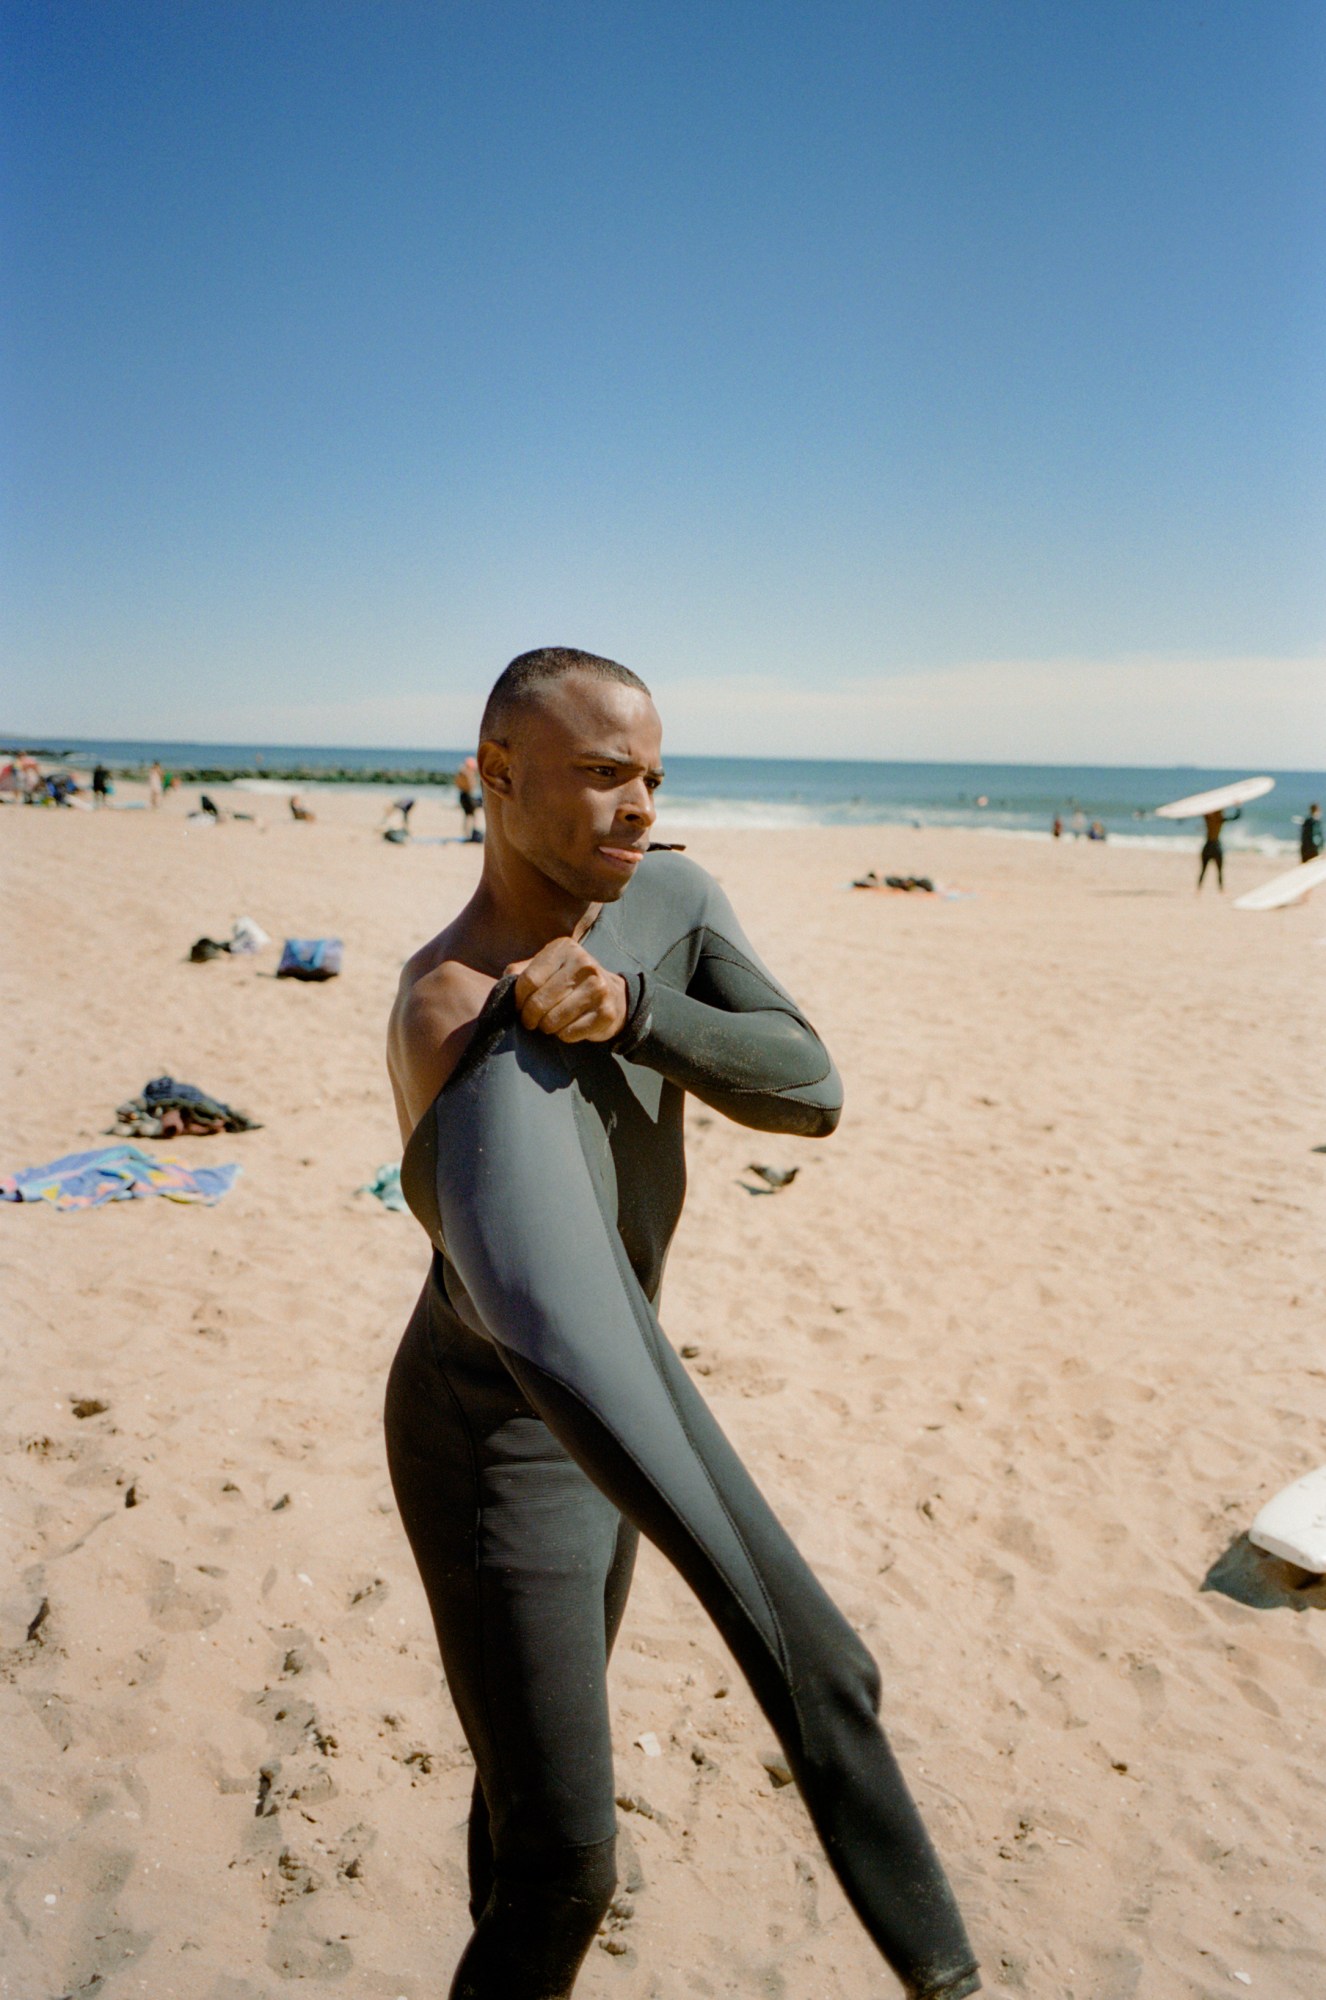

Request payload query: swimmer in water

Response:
[384,647,980,2000]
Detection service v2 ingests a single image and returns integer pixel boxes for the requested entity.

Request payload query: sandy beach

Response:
[4,786,1324,2000]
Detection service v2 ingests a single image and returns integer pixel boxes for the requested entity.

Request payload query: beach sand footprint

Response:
[144,1556,230,1633]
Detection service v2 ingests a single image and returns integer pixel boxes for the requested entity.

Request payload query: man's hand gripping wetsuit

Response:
[385,853,980,1999]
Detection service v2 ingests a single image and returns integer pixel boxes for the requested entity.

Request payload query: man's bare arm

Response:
[387,958,495,1146]
[389,939,631,1148]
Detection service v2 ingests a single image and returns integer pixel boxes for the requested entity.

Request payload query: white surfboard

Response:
[1154,775,1275,820]
[1234,853,1326,911]
[1250,1464,1326,1573]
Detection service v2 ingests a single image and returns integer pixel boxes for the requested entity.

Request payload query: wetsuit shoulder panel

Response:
[609,853,843,1135]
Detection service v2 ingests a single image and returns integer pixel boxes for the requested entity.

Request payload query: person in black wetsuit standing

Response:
[1198,806,1240,890]
[384,646,980,2000]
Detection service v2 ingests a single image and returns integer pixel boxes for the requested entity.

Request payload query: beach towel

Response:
[2,1145,241,1209]
[277,937,343,980]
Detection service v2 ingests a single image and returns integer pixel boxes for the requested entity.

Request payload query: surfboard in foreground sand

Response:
[1250,1465,1326,1573]
[1233,853,1326,911]
[1153,775,1275,819]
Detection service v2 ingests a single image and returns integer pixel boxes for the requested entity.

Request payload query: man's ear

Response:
[477,739,512,797]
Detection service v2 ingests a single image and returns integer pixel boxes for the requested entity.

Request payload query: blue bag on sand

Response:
[277,937,343,981]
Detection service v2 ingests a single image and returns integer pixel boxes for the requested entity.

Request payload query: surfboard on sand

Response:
[1250,1464,1326,1574]
[1234,853,1326,912]
[1153,775,1276,820]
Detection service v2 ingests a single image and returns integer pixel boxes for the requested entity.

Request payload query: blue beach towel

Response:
[2,1145,241,1209]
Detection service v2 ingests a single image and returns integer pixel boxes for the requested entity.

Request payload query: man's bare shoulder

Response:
[389,945,496,1135]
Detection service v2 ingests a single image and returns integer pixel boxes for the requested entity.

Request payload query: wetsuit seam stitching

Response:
[572,1109,792,1674]
[523,1338,794,1688]
[643,926,832,1094]
[599,1222,793,1682]
[641,1326,794,1682]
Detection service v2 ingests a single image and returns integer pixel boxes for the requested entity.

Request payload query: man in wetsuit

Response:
[1301,802,1323,865]
[385,647,980,2000]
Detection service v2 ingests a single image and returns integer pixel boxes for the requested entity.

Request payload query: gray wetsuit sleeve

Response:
[411,1013,979,2000]
[614,869,843,1136]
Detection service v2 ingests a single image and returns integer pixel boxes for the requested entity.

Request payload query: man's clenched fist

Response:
[507,938,630,1044]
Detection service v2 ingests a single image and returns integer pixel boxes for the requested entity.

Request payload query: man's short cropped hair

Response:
[479,647,651,744]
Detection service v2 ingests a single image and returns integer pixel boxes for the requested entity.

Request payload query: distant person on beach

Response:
[455,755,483,841]
[92,763,110,805]
[384,646,980,2000]
[1071,808,1085,840]
[1052,814,1062,839]
[289,793,316,822]
[1197,807,1239,891]
[1088,819,1106,842]
[148,760,164,809]
[1301,802,1323,865]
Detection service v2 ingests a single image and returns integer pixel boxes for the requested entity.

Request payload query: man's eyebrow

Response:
[577,749,666,778]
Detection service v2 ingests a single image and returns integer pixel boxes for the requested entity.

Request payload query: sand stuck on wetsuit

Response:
[386,851,980,1999]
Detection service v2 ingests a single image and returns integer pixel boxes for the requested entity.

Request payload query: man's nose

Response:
[619,780,657,827]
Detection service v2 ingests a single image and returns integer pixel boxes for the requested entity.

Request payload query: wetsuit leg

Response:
[497,1338,980,2000]
[384,1280,639,1998]
[463,1511,638,1922]
[422,1039,982,1999]
[1199,839,1223,888]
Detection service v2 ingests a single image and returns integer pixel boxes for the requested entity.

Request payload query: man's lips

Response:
[597,842,646,867]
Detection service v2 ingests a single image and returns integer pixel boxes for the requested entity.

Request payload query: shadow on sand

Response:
[1201,1533,1326,1612]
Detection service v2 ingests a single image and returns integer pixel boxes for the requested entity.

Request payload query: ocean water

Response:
[6,734,1321,851]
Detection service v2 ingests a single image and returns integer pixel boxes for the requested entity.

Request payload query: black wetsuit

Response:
[386,852,979,2000]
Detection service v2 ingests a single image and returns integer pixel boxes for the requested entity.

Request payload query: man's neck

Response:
[459,868,602,977]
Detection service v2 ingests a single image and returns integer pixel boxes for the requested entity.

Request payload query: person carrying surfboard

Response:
[1198,807,1239,891]
[383,647,981,2000]
[1152,776,1274,891]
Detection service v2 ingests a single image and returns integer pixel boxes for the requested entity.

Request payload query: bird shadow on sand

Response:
[1201,1534,1326,1612]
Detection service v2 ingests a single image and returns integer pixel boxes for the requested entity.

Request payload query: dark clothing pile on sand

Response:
[110,1076,261,1139]
[188,917,269,961]
[851,871,936,892]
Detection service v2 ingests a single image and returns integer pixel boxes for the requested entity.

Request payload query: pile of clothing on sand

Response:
[851,871,937,892]
[110,1076,261,1139]
[189,916,270,961]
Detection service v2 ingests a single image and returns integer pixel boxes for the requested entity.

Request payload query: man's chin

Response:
[535,848,641,904]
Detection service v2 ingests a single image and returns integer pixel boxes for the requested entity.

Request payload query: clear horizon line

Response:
[2,730,1322,778]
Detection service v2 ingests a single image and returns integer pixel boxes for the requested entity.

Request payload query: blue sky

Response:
[4,1,1323,763]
